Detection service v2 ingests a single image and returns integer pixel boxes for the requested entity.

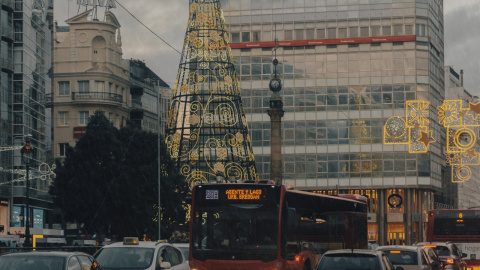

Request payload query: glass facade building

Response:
[221,0,446,245]
[0,0,53,235]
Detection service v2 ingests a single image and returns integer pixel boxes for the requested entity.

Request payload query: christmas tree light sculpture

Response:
[166,0,258,187]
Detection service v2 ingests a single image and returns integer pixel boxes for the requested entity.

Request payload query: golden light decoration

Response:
[383,100,434,153]
[165,0,258,187]
[437,100,480,183]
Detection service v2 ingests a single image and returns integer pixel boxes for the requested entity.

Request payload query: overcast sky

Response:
[54,0,480,95]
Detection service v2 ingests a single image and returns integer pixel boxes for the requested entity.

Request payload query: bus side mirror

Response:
[287,207,296,229]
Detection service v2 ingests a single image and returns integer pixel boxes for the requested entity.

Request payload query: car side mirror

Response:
[462,253,468,258]
[91,261,102,270]
[160,262,171,269]
[395,267,405,270]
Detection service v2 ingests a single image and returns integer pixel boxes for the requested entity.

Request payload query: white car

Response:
[172,243,189,262]
[94,237,190,270]
[377,245,444,270]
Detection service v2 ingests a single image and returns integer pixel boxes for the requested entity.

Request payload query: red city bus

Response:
[427,209,480,269]
[189,183,367,270]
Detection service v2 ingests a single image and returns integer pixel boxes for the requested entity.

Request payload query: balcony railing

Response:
[72,92,123,103]
[0,0,14,9]
[0,55,13,71]
[0,27,13,41]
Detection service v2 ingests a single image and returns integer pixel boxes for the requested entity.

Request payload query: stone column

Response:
[267,97,284,184]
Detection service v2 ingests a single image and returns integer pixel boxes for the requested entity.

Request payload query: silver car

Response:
[0,251,102,270]
[315,249,403,270]
[377,245,444,270]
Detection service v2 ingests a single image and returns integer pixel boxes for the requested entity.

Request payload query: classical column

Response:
[267,98,284,184]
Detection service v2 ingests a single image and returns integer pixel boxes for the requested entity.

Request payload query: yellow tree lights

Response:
[384,99,480,183]
[165,0,258,188]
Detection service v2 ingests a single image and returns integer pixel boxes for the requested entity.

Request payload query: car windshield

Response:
[192,202,279,262]
[383,250,417,265]
[0,255,65,270]
[176,246,189,260]
[94,247,155,269]
[433,246,451,256]
[316,253,379,270]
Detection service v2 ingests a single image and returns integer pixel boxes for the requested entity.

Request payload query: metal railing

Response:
[0,26,13,40]
[0,54,13,71]
[72,92,123,103]
[0,0,14,8]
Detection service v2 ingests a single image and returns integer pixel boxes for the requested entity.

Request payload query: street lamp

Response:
[20,137,34,248]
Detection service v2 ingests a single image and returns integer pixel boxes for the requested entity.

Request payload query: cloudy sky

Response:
[54,0,480,95]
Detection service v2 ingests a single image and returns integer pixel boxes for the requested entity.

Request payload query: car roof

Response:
[416,242,453,247]
[172,243,189,247]
[324,249,383,256]
[101,240,173,249]
[1,251,90,257]
[377,245,420,252]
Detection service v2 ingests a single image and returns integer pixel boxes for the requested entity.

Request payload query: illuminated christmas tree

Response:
[165,0,258,186]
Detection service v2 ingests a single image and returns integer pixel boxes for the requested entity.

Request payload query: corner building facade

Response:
[222,0,445,245]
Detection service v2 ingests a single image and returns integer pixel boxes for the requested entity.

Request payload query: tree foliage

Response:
[49,112,188,240]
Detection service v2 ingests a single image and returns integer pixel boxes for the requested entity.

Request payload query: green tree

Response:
[50,112,188,240]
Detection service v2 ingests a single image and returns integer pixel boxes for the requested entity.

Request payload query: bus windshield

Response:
[191,185,280,262]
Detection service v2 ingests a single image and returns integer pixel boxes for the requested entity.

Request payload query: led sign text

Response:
[226,189,262,200]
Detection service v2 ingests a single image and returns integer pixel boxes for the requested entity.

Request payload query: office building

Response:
[223,0,445,245]
[1,0,55,236]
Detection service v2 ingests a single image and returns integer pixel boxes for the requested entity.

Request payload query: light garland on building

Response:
[384,99,480,183]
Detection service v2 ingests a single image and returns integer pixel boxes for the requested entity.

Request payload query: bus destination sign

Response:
[226,189,262,200]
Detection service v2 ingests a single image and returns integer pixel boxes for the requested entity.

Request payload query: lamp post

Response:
[20,138,34,248]
[157,90,161,240]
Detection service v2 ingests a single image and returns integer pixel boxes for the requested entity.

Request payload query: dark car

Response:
[0,251,102,270]
[315,249,404,270]
[415,242,467,270]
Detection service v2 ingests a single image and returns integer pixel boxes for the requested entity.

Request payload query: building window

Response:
[78,81,90,93]
[231,32,240,43]
[416,24,426,36]
[393,24,403,36]
[371,26,381,37]
[294,29,304,40]
[316,28,325,39]
[95,81,105,91]
[241,32,250,42]
[252,31,260,42]
[58,81,70,96]
[327,28,336,39]
[306,29,315,40]
[360,27,369,37]
[382,25,391,36]
[59,111,69,126]
[284,30,293,40]
[79,111,89,125]
[349,27,358,38]
[405,24,414,35]
[59,143,69,157]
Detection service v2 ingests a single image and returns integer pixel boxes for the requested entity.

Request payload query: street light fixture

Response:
[20,137,34,248]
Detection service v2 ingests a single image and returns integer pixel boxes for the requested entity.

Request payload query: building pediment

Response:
[65,9,121,29]
[85,64,113,74]
[65,9,92,24]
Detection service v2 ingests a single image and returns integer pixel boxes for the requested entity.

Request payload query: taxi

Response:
[94,237,189,270]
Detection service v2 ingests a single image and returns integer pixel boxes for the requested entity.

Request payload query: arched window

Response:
[92,36,106,63]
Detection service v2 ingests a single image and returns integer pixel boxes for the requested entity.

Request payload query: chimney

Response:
[461,69,464,87]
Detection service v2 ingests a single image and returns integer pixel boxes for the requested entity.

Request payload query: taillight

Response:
[445,258,454,264]
[295,255,301,262]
